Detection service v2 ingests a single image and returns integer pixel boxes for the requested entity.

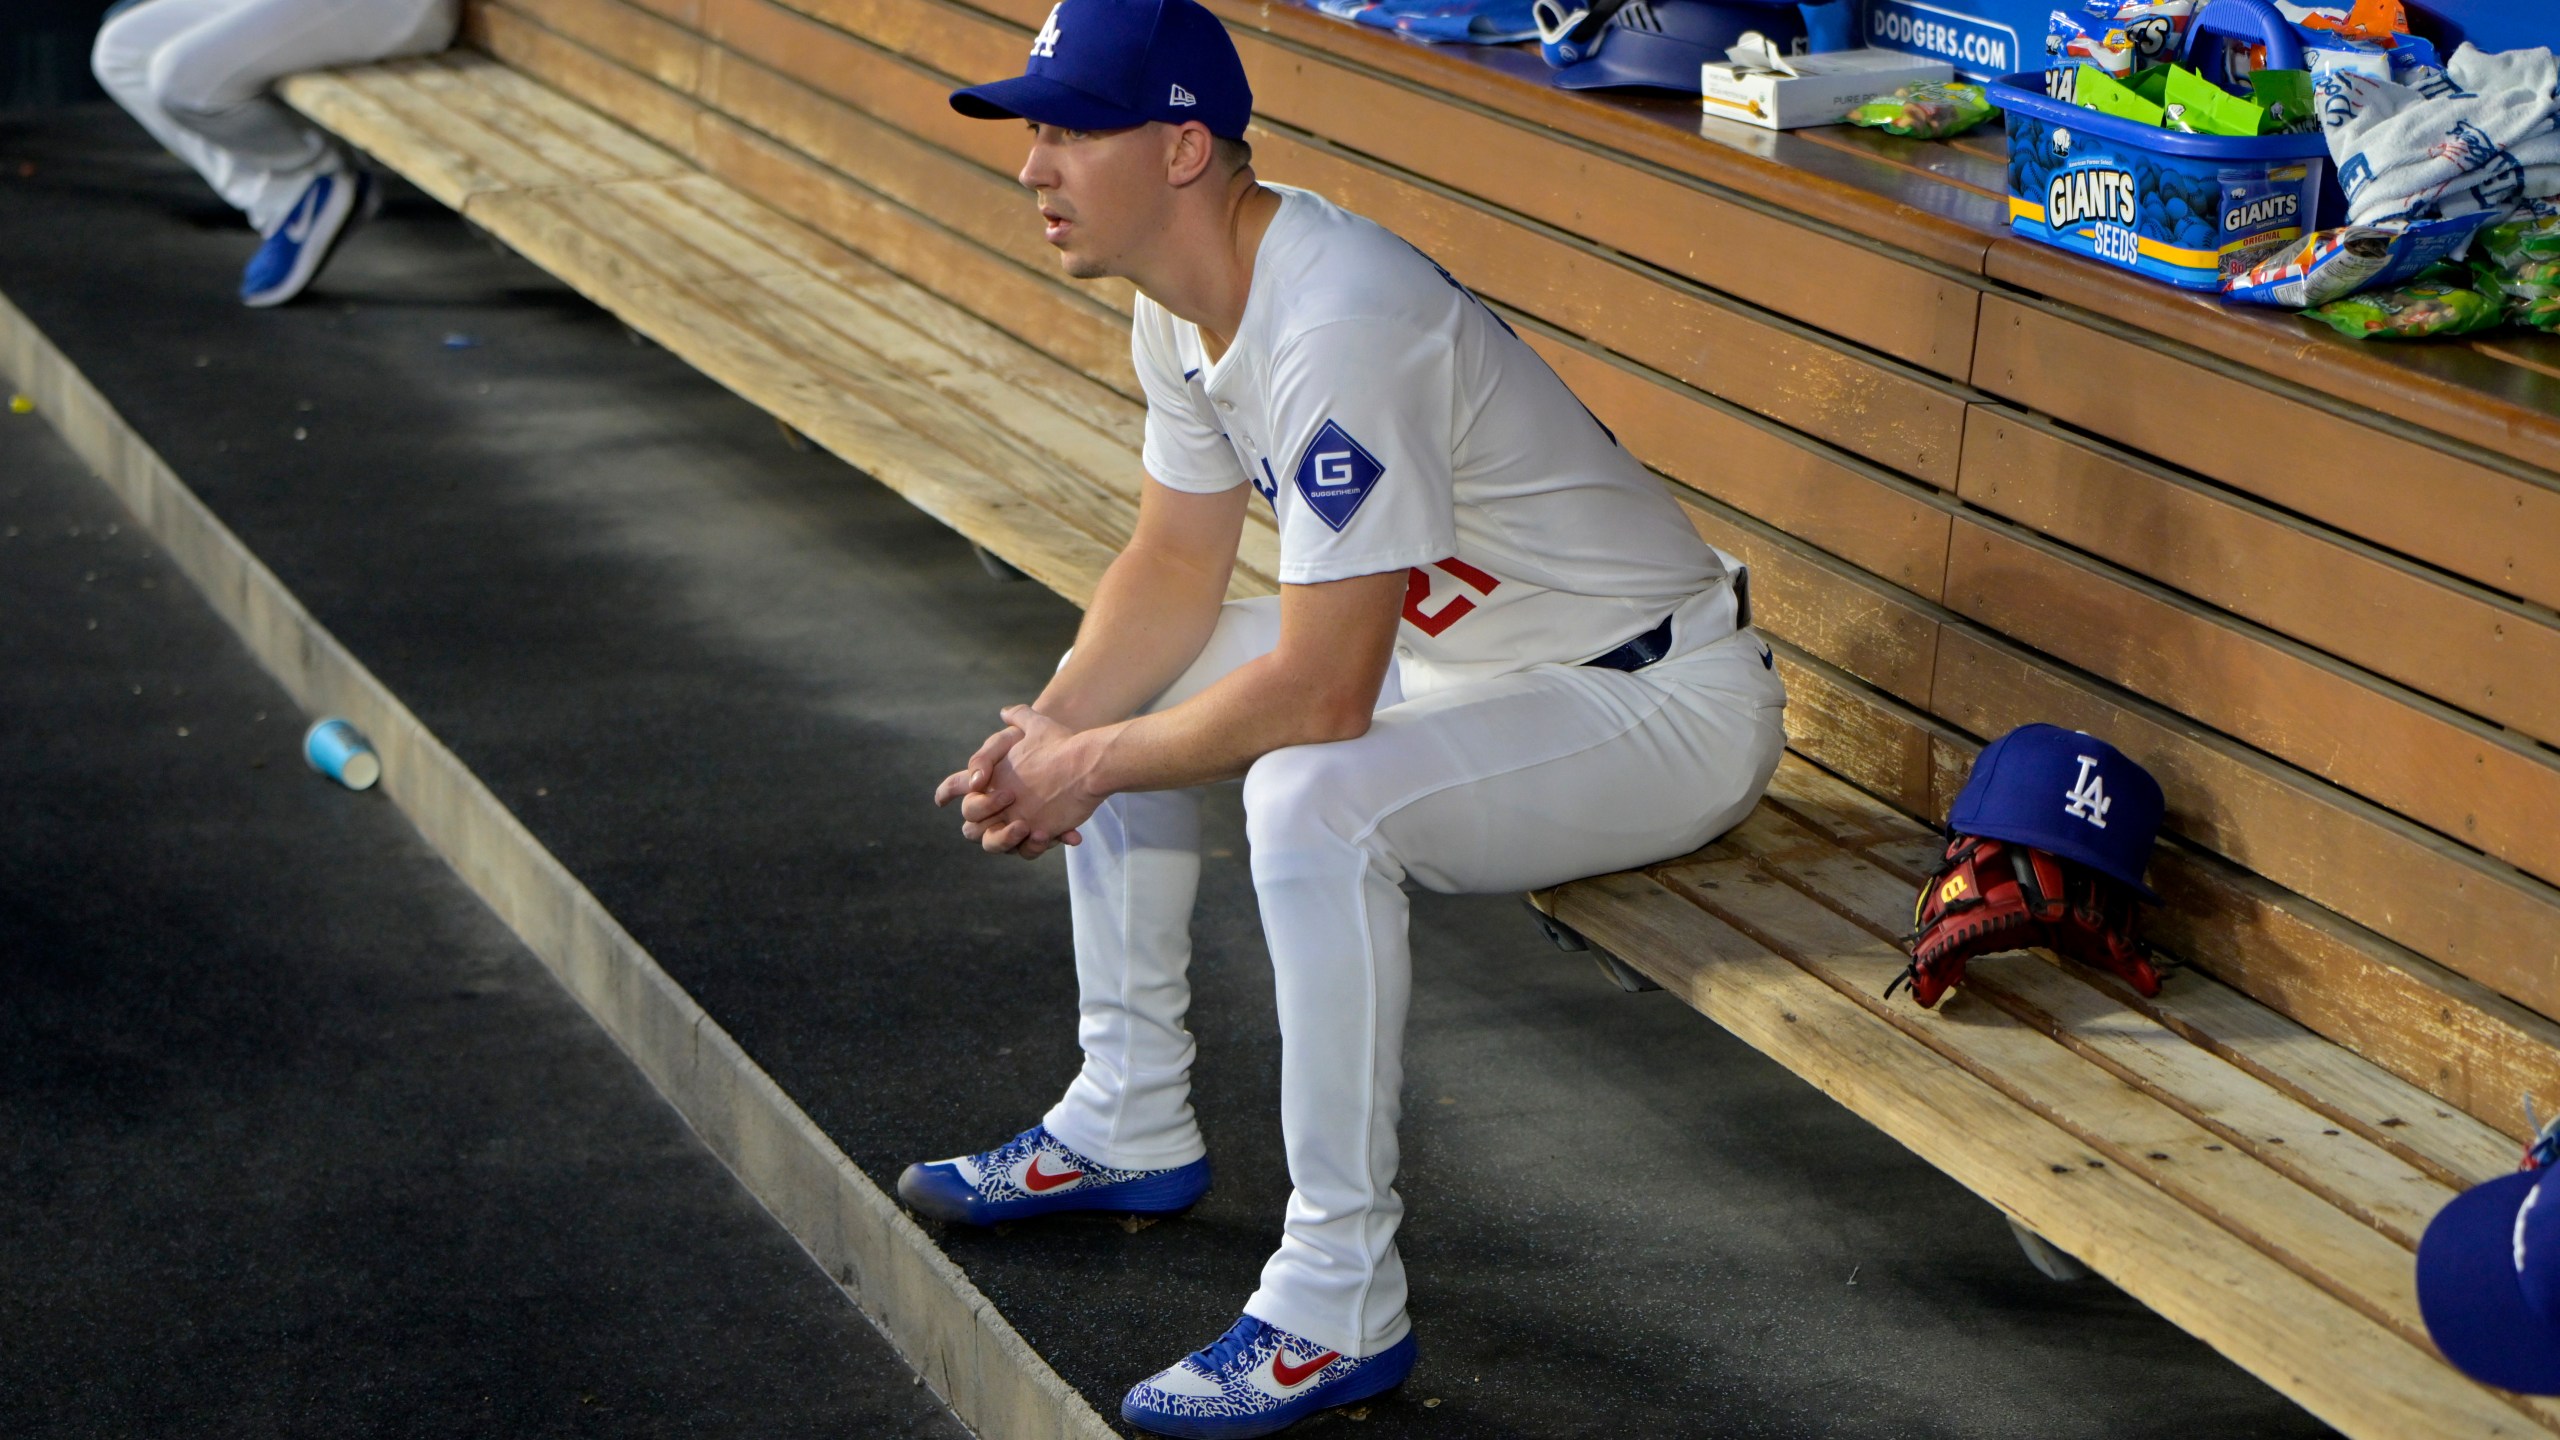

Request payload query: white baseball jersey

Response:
[1133,184,1737,694]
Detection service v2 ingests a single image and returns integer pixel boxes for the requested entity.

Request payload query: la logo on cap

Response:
[1030,4,1061,57]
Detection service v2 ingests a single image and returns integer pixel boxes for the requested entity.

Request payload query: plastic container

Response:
[304,717,382,791]
[1987,0,2331,289]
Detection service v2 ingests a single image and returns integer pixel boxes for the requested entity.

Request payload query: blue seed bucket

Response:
[1987,0,2331,290]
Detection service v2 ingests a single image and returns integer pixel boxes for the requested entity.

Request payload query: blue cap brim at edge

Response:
[950,73,1150,130]
[2418,1171,2560,1394]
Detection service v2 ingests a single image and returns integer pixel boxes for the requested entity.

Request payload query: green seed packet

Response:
[2247,69,2318,134]
[2309,265,2504,340]
[2128,64,2173,107]
[2163,65,2266,136]
[2075,63,2166,127]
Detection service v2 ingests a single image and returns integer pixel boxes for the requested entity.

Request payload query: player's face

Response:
[1018,122,1175,280]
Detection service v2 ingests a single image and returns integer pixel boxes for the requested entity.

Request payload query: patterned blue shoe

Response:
[1121,1315,1418,1438]
[895,1125,1210,1225]
[241,171,374,309]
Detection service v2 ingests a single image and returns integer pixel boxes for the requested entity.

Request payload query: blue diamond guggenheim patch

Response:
[1291,419,1384,532]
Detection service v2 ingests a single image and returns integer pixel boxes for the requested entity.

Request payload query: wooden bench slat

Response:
[1546,870,2550,1440]
[1758,756,2534,1186]
[412,51,693,183]
[690,113,1138,394]
[1985,237,2560,483]
[687,25,1137,313]
[710,0,1022,176]
[1672,492,1940,710]
[644,173,1140,449]
[1931,627,2560,1104]
[1973,294,2560,613]
[464,0,703,155]
[491,0,705,93]
[476,187,1128,598]
[1715,805,2467,1246]
[1947,517,2560,893]
[476,3,1139,391]
[280,68,501,208]
[1520,320,1956,595]
[1764,639,1954,819]
[1655,853,2450,1356]
[1963,405,2560,748]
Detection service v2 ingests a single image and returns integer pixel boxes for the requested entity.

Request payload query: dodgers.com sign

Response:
[1864,0,2020,78]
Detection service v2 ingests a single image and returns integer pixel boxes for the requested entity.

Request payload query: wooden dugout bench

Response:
[275,0,2560,1431]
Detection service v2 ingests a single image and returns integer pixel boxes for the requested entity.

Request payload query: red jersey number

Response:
[1401,558,1501,638]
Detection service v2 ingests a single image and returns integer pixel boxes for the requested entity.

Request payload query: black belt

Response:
[1580,568,1751,674]
[1583,613,1676,672]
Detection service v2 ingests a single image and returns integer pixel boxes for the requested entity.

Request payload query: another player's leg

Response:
[106,0,458,304]
[899,599,1299,1226]
[1121,630,1783,1438]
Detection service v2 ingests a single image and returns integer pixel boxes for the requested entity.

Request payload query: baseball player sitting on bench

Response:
[907,0,1785,1431]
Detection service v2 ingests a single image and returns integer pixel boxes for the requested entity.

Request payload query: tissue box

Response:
[1701,47,1956,129]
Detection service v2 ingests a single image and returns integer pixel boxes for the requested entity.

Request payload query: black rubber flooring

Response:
[0,106,2334,1438]
[0,342,965,1435]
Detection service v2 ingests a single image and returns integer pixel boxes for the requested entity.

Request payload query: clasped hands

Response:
[933,704,1106,859]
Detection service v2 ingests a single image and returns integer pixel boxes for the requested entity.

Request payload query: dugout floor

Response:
[0,106,2336,1439]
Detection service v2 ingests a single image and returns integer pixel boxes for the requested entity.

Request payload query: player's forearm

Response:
[1072,651,1369,795]
[1034,537,1231,731]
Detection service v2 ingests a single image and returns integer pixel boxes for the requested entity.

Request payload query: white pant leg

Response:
[1043,598,1412,1170]
[93,0,457,233]
[1239,631,1787,1357]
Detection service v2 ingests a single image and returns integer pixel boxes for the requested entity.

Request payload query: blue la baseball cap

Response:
[1948,723,2165,898]
[2419,1160,2560,1395]
[950,0,1253,140]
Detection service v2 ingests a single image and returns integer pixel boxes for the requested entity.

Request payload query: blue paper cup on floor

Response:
[304,717,381,791]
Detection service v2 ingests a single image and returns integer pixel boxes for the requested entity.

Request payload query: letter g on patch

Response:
[1291,419,1384,531]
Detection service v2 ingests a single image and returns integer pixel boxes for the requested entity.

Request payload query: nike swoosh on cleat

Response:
[1023,1156,1083,1192]
[1270,1350,1339,1387]
[283,185,323,244]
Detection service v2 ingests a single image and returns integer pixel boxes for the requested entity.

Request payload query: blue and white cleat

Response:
[241,170,374,309]
[895,1125,1210,1225]
[1121,1315,1418,1438]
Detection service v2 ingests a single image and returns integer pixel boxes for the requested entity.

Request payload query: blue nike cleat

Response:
[895,1124,1210,1225]
[1122,1315,1418,1438]
[241,171,374,308]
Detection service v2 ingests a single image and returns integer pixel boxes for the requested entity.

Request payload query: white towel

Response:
[2318,42,2560,226]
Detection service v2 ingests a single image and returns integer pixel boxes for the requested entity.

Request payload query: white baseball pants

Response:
[93,0,458,235]
[1042,597,1787,1358]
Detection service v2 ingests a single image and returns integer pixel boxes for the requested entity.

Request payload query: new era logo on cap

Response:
[1170,82,1195,104]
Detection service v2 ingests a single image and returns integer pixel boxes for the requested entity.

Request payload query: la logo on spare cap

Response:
[948,0,1253,140]
[1947,723,2164,897]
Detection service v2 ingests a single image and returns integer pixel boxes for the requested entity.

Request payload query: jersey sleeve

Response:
[1132,301,1248,495]
[1267,315,1458,585]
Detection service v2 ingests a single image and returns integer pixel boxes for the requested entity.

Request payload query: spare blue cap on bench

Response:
[1947,723,2163,898]
[950,0,1252,140]
[2419,1151,2560,1395]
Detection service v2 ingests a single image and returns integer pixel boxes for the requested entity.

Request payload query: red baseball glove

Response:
[1890,834,2159,1008]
